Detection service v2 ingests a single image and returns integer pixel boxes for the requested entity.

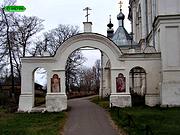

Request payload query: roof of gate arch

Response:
[54,33,123,59]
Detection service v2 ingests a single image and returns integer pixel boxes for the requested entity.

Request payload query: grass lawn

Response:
[91,96,180,135]
[0,107,66,135]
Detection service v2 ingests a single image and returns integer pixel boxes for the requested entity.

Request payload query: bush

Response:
[0,88,18,112]
[0,90,7,106]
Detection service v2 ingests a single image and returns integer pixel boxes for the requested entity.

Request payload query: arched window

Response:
[129,66,146,106]
[129,67,146,95]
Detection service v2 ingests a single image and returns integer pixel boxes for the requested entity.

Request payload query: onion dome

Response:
[117,9,125,20]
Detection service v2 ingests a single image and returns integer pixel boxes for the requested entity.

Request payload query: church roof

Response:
[112,9,137,47]
[112,26,133,47]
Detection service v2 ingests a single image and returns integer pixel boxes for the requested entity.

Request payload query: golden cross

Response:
[118,0,123,10]
[83,7,92,22]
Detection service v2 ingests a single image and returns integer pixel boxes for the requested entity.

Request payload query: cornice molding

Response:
[21,57,56,63]
[153,14,180,27]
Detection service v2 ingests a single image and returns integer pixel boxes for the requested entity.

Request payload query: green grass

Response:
[91,96,109,109]
[0,107,67,135]
[91,96,180,135]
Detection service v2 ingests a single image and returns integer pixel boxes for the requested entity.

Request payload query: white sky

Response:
[16,0,131,67]
[81,49,101,67]
[16,0,131,34]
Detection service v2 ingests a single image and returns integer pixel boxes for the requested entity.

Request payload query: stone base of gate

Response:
[110,93,132,107]
[145,94,160,107]
[46,93,67,112]
[18,94,34,112]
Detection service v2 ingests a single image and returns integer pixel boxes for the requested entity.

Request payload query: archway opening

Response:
[65,47,111,99]
[33,68,47,107]
[129,66,146,106]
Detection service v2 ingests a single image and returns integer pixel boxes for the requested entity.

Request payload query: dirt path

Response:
[63,96,118,135]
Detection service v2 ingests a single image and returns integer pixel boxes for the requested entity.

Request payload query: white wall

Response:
[157,0,180,15]
[159,17,180,106]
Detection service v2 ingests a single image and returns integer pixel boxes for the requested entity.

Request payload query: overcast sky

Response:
[16,0,131,34]
[16,0,131,67]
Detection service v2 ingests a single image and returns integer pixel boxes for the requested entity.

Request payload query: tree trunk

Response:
[2,9,16,103]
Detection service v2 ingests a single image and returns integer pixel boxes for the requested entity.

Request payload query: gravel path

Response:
[63,96,118,135]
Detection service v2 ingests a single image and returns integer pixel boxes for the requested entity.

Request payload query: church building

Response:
[18,0,180,112]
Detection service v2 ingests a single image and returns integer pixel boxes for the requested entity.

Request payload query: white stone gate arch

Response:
[18,33,128,112]
[55,33,122,69]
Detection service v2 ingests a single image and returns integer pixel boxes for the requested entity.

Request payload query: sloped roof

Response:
[112,9,138,48]
[112,26,134,47]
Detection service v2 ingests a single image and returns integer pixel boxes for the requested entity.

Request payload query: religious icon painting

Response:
[116,73,126,92]
[51,74,61,93]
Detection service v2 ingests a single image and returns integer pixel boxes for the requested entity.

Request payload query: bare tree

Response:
[0,8,44,80]
[1,8,15,98]
[30,24,79,56]
[94,59,101,93]
[0,1,83,99]
[11,15,44,79]
[77,60,101,93]
[78,67,96,92]
[66,50,86,93]
[13,15,44,57]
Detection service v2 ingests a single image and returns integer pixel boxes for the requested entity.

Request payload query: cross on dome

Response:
[109,15,112,22]
[83,7,92,22]
[118,0,123,11]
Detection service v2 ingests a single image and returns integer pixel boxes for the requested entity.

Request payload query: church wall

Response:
[159,19,180,71]
[110,55,161,107]
[121,47,141,53]
[147,0,153,33]
[159,17,180,106]
[130,0,180,50]
[163,26,180,68]
[132,1,137,42]
[110,68,132,107]
[157,0,180,16]
[147,34,153,47]
[124,57,161,106]
[129,0,180,106]
[125,59,161,94]
[154,29,161,52]
[140,0,147,39]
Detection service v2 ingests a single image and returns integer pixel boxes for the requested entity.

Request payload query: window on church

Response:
[129,67,146,96]
[129,67,146,106]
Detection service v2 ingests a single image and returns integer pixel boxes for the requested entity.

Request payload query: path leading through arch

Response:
[63,96,119,135]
